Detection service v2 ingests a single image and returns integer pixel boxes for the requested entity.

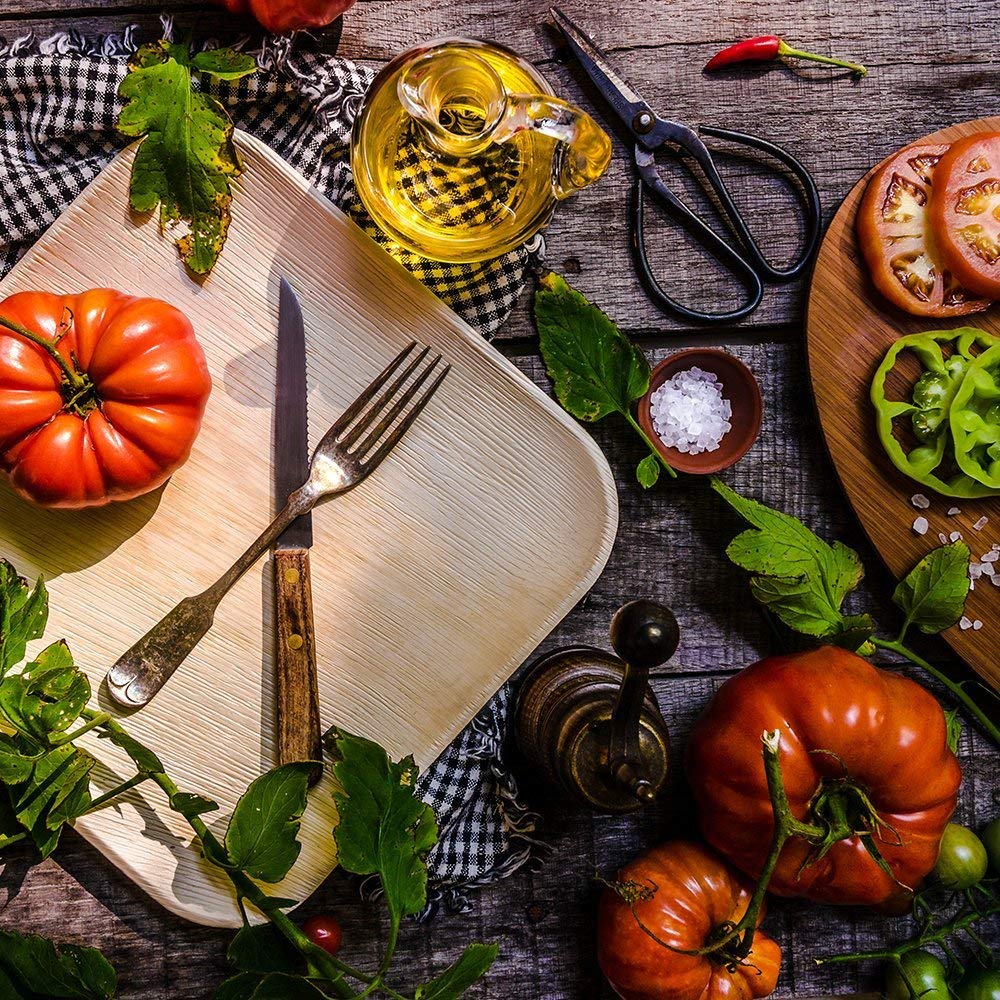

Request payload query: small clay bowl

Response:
[638,349,762,475]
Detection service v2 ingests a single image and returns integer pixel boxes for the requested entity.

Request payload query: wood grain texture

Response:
[0,133,618,925]
[0,0,997,995]
[807,116,1000,693]
[274,548,322,771]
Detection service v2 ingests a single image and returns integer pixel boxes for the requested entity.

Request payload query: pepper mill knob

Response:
[606,601,679,803]
[610,600,681,669]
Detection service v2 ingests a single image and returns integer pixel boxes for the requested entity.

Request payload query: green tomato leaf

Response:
[636,453,660,489]
[326,727,438,931]
[224,762,313,883]
[97,727,164,775]
[0,641,89,742]
[215,974,265,1000]
[190,48,258,81]
[534,272,649,423]
[11,743,95,857]
[893,541,971,635]
[0,930,116,998]
[169,791,219,819]
[117,40,254,275]
[713,478,864,638]
[227,925,304,976]
[249,974,329,999]
[415,943,500,1000]
[0,561,47,678]
[825,613,876,653]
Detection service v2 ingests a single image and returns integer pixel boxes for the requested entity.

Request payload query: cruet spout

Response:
[398,46,611,199]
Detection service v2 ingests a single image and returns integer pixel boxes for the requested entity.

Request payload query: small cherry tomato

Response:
[930,132,1000,298]
[303,915,342,955]
[981,818,1000,874]
[885,950,949,1000]
[955,968,1000,1000]
[857,143,991,317]
[932,823,988,890]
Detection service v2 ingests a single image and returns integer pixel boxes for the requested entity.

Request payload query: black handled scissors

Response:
[550,8,821,324]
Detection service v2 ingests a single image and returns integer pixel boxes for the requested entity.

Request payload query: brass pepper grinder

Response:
[515,600,679,813]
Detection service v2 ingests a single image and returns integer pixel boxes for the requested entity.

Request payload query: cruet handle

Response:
[493,94,612,198]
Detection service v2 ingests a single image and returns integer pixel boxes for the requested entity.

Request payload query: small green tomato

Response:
[885,951,949,1000]
[981,817,1000,874]
[932,823,988,890]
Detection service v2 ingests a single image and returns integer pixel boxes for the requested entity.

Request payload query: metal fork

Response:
[105,341,450,709]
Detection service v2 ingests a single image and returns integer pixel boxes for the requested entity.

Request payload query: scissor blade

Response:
[550,8,653,136]
[275,278,313,550]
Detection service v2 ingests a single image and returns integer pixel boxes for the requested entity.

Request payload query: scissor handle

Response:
[630,156,764,324]
[693,125,821,283]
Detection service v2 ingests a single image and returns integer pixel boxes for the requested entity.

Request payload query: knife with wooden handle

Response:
[273,278,321,775]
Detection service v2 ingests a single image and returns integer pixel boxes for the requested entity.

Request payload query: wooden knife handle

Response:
[273,548,321,777]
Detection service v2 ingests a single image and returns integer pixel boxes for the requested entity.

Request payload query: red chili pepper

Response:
[705,35,867,77]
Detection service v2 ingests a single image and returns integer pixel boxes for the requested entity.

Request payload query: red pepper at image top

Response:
[705,34,867,77]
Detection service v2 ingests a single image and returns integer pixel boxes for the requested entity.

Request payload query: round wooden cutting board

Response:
[807,117,1000,693]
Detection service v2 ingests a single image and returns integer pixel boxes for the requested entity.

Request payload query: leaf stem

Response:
[53,712,112,746]
[871,637,999,745]
[83,773,150,814]
[85,715,358,997]
[624,412,677,478]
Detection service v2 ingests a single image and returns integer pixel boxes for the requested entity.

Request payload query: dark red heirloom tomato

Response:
[0,289,211,509]
[598,840,781,1000]
[303,914,342,956]
[686,647,961,908]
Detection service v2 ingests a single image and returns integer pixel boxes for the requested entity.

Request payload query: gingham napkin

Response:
[0,23,540,911]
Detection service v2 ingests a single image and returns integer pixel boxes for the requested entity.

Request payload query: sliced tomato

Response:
[930,132,1000,298]
[857,143,991,316]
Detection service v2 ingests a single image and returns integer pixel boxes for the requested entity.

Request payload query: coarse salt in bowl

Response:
[637,349,763,475]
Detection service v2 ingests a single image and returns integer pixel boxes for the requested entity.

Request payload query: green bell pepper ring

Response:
[950,342,1000,489]
[870,327,1000,498]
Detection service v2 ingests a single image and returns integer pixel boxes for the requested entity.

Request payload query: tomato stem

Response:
[872,637,1000,746]
[816,899,1000,966]
[0,313,85,389]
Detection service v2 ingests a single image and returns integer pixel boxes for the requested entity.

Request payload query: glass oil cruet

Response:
[350,38,612,263]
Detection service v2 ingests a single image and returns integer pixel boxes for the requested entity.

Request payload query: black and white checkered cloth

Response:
[0,22,540,912]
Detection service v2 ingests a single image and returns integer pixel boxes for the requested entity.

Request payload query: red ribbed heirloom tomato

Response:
[686,647,961,908]
[598,840,781,1000]
[0,289,211,509]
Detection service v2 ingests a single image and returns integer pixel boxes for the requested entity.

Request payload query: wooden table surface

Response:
[0,1,997,997]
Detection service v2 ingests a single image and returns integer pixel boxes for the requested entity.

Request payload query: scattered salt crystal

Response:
[970,562,983,579]
[983,550,999,563]
[960,616,973,630]
[912,516,929,535]
[973,620,983,631]
[649,367,732,456]
[911,494,931,509]
[948,507,961,516]
[973,515,989,531]
[938,533,949,545]
[970,579,976,590]
[949,531,963,542]
[981,562,995,577]
[992,574,1000,587]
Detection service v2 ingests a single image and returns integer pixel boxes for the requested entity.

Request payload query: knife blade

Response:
[273,278,320,775]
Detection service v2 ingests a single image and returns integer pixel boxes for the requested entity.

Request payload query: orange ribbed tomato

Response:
[0,289,211,509]
[597,840,781,1000]
[686,648,961,908]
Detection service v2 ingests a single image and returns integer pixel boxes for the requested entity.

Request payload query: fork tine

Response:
[321,340,418,443]
[338,344,432,449]
[359,361,451,470]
